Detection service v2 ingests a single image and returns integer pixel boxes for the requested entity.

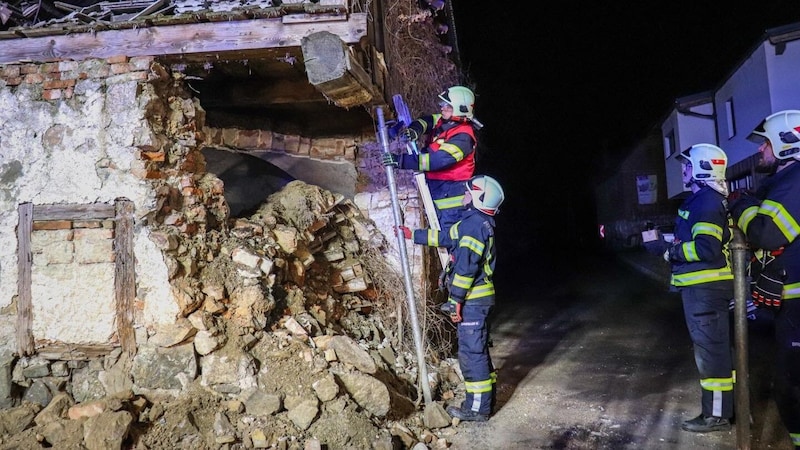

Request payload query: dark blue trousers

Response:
[457,303,495,415]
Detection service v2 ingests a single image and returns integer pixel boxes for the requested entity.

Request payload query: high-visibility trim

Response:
[700,376,734,392]
[466,282,495,299]
[680,242,701,262]
[425,229,440,247]
[434,195,465,210]
[435,141,466,160]
[738,205,759,233]
[452,273,474,290]
[784,281,800,299]
[790,433,800,447]
[678,209,690,220]
[672,268,734,286]
[692,221,723,240]
[460,235,485,256]
[419,153,431,171]
[758,199,800,241]
[490,371,497,384]
[465,379,493,394]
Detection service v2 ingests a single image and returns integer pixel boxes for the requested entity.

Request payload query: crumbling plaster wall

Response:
[0,56,428,357]
[0,57,182,354]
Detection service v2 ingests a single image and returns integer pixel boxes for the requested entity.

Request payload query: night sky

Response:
[450,1,800,256]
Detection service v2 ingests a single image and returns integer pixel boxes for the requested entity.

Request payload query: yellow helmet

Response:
[438,86,475,119]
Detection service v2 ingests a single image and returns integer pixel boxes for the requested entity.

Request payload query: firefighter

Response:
[398,174,504,421]
[728,110,800,449]
[664,143,735,433]
[383,86,479,233]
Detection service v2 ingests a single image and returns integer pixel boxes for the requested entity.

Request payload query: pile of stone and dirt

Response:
[0,181,464,450]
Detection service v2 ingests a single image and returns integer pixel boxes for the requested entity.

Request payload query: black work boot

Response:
[681,414,731,432]
[446,405,488,422]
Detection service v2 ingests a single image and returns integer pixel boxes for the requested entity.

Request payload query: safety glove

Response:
[401,128,418,142]
[439,299,462,323]
[387,121,404,140]
[397,226,412,239]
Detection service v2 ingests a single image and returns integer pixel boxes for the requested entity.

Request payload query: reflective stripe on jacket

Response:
[413,208,496,305]
[733,162,800,299]
[670,186,734,288]
[400,115,476,182]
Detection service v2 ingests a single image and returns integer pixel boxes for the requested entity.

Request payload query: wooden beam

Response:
[0,13,367,64]
[114,199,136,357]
[16,203,34,356]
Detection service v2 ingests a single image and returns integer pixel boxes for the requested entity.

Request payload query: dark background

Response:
[451,1,800,274]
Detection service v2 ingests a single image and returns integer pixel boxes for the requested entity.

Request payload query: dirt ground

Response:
[444,252,795,450]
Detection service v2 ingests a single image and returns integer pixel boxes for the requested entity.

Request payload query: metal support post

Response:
[376,106,432,405]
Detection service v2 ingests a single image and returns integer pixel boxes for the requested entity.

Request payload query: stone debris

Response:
[0,180,465,449]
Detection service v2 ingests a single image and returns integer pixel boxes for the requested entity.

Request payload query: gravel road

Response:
[445,250,794,450]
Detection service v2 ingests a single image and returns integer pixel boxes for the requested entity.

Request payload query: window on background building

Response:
[729,174,753,192]
[725,98,736,139]
[664,130,676,157]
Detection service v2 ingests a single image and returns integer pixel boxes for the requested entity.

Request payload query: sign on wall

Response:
[636,174,658,205]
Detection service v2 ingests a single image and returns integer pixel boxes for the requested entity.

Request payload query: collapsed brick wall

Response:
[0,55,431,412]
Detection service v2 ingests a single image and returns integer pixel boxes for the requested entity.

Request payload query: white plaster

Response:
[31,263,116,343]
[135,228,180,326]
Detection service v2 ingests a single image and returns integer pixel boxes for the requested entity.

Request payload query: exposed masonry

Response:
[0,54,429,416]
[0,59,361,165]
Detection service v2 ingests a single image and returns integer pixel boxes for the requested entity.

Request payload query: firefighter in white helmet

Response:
[398,174,504,421]
[728,110,800,448]
[383,86,480,234]
[664,143,735,432]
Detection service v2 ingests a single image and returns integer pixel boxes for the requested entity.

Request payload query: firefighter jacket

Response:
[669,185,734,289]
[412,208,496,306]
[400,114,476,180]
[730,161,800,299]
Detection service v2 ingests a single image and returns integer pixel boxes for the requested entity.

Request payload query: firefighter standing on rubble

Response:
[728,110,800,449]
[398,174,504,422]
[664,143,735,433]
[383,85,479,233]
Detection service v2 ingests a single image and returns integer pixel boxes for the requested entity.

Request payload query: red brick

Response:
[33,220,72,231]
[42,89,62,100]
[106,55,128,64]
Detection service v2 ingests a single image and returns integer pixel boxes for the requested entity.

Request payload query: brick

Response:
[58,61,79,72]
[238,129,260,148]
[110,62,132,75]
[106,55,128,64]
[42,89,62,100]
[257,130,272,149]
[73,221,102,229]
[284,134,300,153]
[43,79,75,90]
[33,220,72,231]
[24,73,44,84]
[19,64,38,75]
[0,65,20,78]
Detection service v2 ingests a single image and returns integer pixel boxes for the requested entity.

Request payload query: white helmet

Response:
[748,110,800,161]
[438,86,475,119]
[466,175,504,216]
[679,144,728,195]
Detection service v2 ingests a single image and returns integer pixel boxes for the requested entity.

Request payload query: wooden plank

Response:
[33,203,116,221]
[114,199,136,357]
[36,343,116,360]
[0,13,367,64]
[16,203,34,356]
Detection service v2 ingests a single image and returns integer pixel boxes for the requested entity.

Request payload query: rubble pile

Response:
[0,180,462,450]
